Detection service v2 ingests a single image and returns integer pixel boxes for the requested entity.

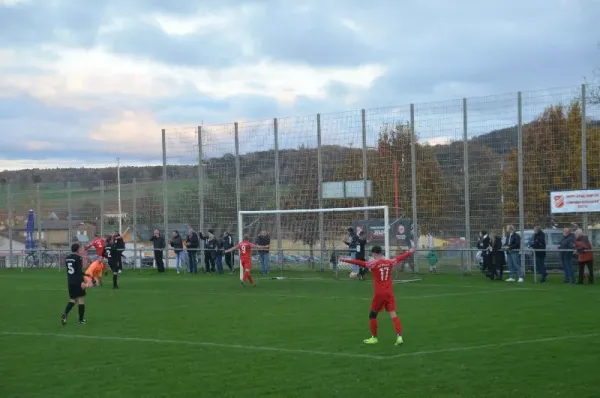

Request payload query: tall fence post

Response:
[197,126,205,263]
[67,181,72,245]
[234,122,242,245]
[463,98,471,275]
[36,183,42,263]
[7,183,13,267]
[410,104,419,272]
[162,129,169,269]
[132,178,138,269]
[361,109,368,220]
[100,181,105,237]
[517,92,526,276]
[581,84,588,233]
[273,118,283,274]
[317,114,325,272]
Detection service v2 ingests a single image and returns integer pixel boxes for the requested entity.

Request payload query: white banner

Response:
[550,189,600,213]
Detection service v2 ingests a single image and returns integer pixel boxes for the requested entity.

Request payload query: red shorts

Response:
[241,260,251,271]
[371,292,396,312]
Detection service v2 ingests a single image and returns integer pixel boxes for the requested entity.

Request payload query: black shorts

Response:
[68,283,86,299]
[109,262,119,273]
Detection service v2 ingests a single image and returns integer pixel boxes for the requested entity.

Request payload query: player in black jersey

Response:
[61,243,87,325]
[105,236,120,289]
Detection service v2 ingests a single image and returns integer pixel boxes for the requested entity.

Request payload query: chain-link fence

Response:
[1,84,599,279]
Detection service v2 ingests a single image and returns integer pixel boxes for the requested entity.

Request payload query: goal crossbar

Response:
[237,206,390,279]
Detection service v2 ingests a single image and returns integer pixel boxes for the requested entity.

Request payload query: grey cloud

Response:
[101,22,249,68]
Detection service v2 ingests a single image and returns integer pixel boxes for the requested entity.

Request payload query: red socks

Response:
[392,316,402,335]
[369,319,378,337]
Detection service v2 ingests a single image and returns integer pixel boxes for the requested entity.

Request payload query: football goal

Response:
[237,205,401,279]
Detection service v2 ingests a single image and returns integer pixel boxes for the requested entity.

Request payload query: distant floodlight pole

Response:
[117,157,122,234]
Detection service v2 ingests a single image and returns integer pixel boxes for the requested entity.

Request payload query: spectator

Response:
[256,230,271,275]
[558,227,576,284]
[344,227,360,275]
[215,234,224,274]
[170,230,184,274]
[427,249,438,273]
[356,231,368,280]
[476,230,492,277]
[491,233,505,280]
[222,231,235,274]
[502,225,522,283]
[150,230,166,273]
[201,230,217,274]
[330,248,339,272]
[186,228,200,274]
[530,226,547,283]
[574,229,594,285]
[113,231,125,273]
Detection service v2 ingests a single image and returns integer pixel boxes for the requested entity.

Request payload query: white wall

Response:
[0,237,25,252]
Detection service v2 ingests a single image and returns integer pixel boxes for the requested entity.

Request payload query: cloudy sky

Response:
[0,0,598,170]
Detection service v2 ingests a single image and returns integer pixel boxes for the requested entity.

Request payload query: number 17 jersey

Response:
[364,259,397,294]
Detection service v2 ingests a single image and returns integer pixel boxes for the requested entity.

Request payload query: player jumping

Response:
[224,234,269,287]
[84,258,107,287]
[341,246,416,346]
[104,236,121,289]
[61,242,87,326]
[85,234,107,270]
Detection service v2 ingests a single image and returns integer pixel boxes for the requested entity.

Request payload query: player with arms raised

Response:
[224,234,268,287]
[61,243,87,326]
[341,246,415,346]
[85,234,107,267]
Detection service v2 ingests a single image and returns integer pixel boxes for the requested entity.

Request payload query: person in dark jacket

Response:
[344,227,360,275]
[186,229,200,274]
[490,233,505,280]
[201,230,217,274]
[222,231,235,274]
[214,234,224,274]
[356,231,369,280]
[150,230,166,273]
[256,231,271,275]
[529,227,547,282]
[476,231,492,277]
[170,230,184,274]
[574,229,594,285]
[558,228,576,284]
[503,225,523,283]
[113,231,126,273]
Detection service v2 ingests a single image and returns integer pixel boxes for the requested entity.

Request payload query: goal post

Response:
[237,206,390,280]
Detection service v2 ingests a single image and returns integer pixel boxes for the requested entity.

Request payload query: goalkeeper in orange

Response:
[85,256,108,287]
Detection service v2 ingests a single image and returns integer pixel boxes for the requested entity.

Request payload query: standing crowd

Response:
[149,229,272,275]
[476,225,594,284]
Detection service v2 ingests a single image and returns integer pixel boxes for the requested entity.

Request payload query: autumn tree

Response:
[502,102,600,227]
[332,123,457,236]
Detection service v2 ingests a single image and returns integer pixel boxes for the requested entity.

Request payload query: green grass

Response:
[1,269,599,398]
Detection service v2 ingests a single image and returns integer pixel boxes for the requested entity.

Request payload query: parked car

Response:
[522,228,571,271]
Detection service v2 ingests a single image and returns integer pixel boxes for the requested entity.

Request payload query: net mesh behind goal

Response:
[238,206,415,278]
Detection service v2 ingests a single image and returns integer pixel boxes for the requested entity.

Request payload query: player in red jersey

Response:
[341,245,415,346]
[85,235,107,262]
[224,234,269,287]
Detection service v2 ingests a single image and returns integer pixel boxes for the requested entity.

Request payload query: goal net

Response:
[237,205,416,279]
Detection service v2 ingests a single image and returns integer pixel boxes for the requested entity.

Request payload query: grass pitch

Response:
[1,269,599,398]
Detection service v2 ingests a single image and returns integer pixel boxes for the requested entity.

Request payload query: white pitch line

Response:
[15,287,529,301]
[0,331,385,360]
[386,332,600,359]
[2,331,597,362]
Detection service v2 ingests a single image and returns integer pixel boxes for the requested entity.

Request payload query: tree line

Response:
[1,102,598,244]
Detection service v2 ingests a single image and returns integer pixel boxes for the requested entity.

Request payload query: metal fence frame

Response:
[1,84,598,279]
